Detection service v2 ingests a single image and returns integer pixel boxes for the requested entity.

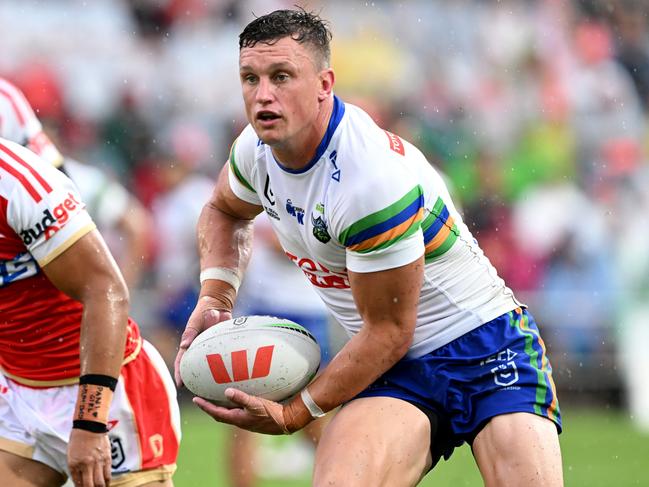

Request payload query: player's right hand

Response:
[174,296,232,386]
[67,429,111,487]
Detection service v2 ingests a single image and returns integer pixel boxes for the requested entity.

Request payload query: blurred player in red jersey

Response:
[0,77,152,290]
[0,77,64,169]
[0,138,179,485]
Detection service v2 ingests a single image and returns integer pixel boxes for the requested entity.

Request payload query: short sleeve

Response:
[227,125,261,206]
[5,143,95,266]
[330,176,425,273]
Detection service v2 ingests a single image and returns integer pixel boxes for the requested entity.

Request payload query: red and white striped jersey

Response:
[0,137,140,386]
[0,77,63,168]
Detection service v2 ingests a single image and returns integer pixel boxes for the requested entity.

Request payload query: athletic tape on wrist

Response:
[72,420,108,434]
[79,374,118,391]
[300,388,326,419]
[72,377,116,432]
[199,267,241,291]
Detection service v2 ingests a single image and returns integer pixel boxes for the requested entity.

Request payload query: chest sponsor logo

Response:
[286,251,350,289]
[19,192,82,246]
[311,203,330,243]
[285,199,305,225]
[0,251,38,286]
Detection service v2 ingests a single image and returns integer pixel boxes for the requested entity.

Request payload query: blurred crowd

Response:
[2,0,648,429]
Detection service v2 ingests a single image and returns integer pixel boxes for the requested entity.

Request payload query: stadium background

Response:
[1,0,648,485]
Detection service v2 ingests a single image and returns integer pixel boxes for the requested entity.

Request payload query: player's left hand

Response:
[174,302,231,387]
[193,388,291,435]
[67,429,111,487]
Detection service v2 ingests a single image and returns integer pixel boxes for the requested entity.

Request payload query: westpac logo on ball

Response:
[180,315,320,407]
[206,345,275,384]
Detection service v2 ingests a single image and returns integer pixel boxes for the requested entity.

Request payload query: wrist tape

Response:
[199,267,241,291]
[72,374,118,433]
[301,388,326,419]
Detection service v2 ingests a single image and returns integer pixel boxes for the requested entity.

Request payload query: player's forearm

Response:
[198,200,254,271]
[71,279,129,434]
[78,284,130,378]
[284,259,423,431]
[196,201,254,308]
[285,321,413,430]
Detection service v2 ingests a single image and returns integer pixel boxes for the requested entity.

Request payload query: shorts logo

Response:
[482,348,519,387]
[110,436,126,469]
[149,434,164,458]
[491,361,519,387]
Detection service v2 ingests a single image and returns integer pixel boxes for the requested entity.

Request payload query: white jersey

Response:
[228,96,521,357]
[0,78,63,167]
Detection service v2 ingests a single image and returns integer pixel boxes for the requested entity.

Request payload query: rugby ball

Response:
[180,315,321,407]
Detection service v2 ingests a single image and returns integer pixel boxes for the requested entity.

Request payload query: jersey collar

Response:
[275,94,345,174]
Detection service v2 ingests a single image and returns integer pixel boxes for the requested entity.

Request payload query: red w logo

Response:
[206,345,275,384]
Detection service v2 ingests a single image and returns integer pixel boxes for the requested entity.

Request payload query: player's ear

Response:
[318,68,335,102]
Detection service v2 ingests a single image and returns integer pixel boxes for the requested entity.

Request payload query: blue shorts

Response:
[354,308,561,461]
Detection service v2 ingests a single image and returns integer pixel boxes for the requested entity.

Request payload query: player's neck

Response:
[271,96,334,170]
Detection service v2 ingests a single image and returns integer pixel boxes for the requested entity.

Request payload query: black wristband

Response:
[79,374,118,391]
[72,420,108,434]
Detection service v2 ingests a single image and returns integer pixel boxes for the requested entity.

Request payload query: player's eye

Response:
[275,73,289,83]
[242,74,258,84]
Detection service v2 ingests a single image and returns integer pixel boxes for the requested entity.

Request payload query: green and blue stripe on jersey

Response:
[422,197,459,261]
[338,185,424,253]
[339,188,459,259]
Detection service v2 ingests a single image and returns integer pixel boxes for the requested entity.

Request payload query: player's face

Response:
[239,37,326,147]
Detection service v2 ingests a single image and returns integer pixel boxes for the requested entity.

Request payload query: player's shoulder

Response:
[338,102,421,167]
[230,124,260,165]
[0,138,59,197]
[332,103,419,184]
[325,103,426,226]
[0,77,24,101]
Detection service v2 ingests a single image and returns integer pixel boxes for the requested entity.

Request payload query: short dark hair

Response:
[239,9,332,68]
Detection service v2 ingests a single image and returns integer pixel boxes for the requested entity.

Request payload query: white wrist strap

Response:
[300,388,326,418]
[199,267,241,292]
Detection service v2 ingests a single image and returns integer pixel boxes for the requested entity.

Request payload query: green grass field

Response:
[174,405,649,486]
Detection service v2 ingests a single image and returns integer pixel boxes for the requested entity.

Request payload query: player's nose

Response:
[255,77,274,103]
